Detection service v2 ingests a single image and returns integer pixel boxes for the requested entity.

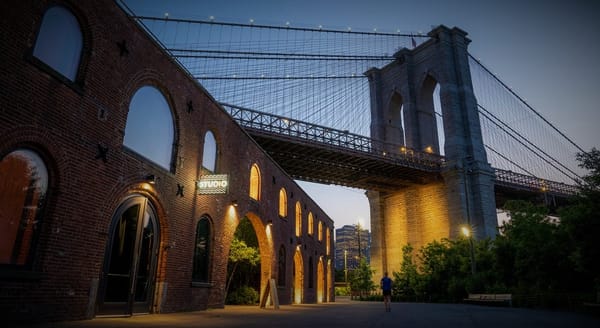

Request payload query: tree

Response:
[226,238,260,299]
[558,148,600,299]
[349,258,376,299]
[226,218,260,302]
[392,244,421,301]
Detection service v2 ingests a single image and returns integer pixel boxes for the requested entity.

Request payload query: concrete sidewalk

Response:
[14,297,600,328]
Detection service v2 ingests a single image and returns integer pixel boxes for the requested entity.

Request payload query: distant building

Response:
[335,225,371,273]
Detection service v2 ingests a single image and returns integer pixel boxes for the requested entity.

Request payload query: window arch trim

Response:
[29,4,90,90]
[0,148,50,273]
[192,215,213,284]
[249,164,261,200]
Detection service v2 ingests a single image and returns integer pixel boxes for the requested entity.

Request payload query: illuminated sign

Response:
[197,174,229,194]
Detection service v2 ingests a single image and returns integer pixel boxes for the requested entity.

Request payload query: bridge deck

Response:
[224,104,578,197]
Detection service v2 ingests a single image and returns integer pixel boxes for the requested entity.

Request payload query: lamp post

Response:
[344,249,348,285]
[462,226,476,275]
[356,222,362,260]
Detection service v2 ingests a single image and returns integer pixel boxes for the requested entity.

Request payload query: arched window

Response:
[421,75,444,155]
[278,188,287,217]
[295,201,302,237]
[33,5,83,81]
[387,92,406,146]
[202,131,217,173]
[249,164,261,200]
[277,245,286,286]
[124,86,175,170]
[307,212,314,235]
[326,227,331,255]
[192,216,211,283]
[0,149,48,267]
[318,221,323,241]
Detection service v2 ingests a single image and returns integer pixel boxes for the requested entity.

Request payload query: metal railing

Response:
[494,168,579,196]
[223,103,445,171]
[223,103,579,197]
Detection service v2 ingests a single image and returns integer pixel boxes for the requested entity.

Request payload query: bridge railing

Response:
[222,103,444,171]
[494,168,579,196]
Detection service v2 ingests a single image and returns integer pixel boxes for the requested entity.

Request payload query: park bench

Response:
[464,293,512,307]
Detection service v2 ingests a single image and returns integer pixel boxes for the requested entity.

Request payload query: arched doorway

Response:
[317,257,324,303]
[97,195,159,316]
[226,217,261,304]
[292,247,303,304]
[327,259,333,302]
[225,213,272,306]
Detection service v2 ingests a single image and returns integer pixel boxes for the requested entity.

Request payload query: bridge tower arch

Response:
[365,25,497,276]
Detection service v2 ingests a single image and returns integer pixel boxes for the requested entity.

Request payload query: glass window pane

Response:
[33,6,82,81]
[278,188,287,217]
[202,131,217,172]
[105,205,139,302]
[249,164,260,200]
[0,149,48,266]
[192,217,211,282]
[124,86,175,170]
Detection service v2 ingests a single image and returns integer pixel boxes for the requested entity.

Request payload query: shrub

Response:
[226,285,259,305]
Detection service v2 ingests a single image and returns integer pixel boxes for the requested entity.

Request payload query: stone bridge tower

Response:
[365,25,497,276]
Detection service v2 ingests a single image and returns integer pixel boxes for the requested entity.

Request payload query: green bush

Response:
[226,285,259,305]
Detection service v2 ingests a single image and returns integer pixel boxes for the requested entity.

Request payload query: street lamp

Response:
[462,225,476,275]
[344,249,348,285]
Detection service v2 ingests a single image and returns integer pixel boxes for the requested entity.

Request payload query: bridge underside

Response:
[248,131,442,191]
[494,184,572,213]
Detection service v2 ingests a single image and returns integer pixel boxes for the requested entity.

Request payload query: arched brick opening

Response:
[241,212,272,306]
[293,247,303,304]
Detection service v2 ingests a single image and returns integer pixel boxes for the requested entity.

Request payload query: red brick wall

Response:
[0,0,334,323]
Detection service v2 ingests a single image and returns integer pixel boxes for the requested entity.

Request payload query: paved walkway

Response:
[14,297,600,328]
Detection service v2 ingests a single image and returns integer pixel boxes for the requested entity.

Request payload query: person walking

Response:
[380,272,392,312]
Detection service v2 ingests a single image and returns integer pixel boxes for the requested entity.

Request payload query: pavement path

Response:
[14,297,600,328]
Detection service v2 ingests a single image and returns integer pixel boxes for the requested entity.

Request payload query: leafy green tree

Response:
[226,238,260,297]
[418,238,472,302]
[349,258,376,299]
[392,244,422,301]
[497,200,570,296]
[226,218,260,301]
[558,148,600,299]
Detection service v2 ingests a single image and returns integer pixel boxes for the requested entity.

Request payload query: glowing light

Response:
[461,226,471,237]
[249,18,254,24]
[141,182,153,191]
[424,146,433,153]
[400,146,407,153]
[357,217,365,228]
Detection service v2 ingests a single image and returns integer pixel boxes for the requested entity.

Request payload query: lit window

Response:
[249,164,261,200]
[318,221,323,241]
[326,227,330,255]
[124,86,175,170]
[307,212,314,235]
[33,6,82,81]
[0,149,48,267]
[279,188,287,217]
[295,202,302,237]
[192,216,211,282]
[202,131,217,173]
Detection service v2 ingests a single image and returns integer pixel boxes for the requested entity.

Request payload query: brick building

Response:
[0,0,334,323]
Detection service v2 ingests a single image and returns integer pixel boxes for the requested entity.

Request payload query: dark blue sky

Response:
[123,0,600,228]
